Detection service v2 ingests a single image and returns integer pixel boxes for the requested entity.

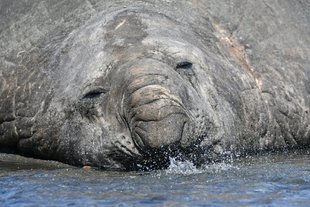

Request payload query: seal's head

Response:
[19,9,215,170]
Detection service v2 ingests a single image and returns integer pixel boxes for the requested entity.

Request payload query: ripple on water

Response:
[0,150,310,206]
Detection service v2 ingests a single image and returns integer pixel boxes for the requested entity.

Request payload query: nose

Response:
[122,59,193,151]
[128,84,190,149]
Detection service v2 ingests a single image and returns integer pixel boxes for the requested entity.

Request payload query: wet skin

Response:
[0,1,309,170]
[32,10,212,170]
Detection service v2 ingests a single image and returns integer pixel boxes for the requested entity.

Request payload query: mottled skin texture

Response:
[0,0,309,170]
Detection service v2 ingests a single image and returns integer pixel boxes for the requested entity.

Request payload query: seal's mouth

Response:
[125,84,191,153]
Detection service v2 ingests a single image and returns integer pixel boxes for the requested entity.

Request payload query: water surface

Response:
[1,150,309,206]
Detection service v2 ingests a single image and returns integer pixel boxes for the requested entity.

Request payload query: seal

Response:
[0,0,309,170]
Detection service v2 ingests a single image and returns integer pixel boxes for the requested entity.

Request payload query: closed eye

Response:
[175,61,193,70]
[82,88,107,99]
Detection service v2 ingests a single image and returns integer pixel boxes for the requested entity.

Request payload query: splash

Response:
[164,157,239,175]
[165,157,203,175]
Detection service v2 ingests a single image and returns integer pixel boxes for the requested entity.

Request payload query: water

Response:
[0,150,309,207]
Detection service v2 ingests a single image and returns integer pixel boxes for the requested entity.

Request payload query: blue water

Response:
[0,150,309,207]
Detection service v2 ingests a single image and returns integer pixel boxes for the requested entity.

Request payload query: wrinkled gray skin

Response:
[0,0,309,170]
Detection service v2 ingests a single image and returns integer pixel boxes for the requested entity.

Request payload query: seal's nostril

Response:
[176,61,193,70]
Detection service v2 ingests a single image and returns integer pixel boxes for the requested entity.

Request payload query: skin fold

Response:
[0,0,309,170]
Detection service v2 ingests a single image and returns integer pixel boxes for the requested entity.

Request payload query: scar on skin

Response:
[115,19,127,30]
[213,23,262,90]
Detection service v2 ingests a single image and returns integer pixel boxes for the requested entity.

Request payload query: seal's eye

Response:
[82,88,107,99]
[175,61,196,86]
[176,61,193,70]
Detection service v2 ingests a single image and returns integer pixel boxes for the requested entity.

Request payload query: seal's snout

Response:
[133,113,188,149]
[126,84,191,150]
